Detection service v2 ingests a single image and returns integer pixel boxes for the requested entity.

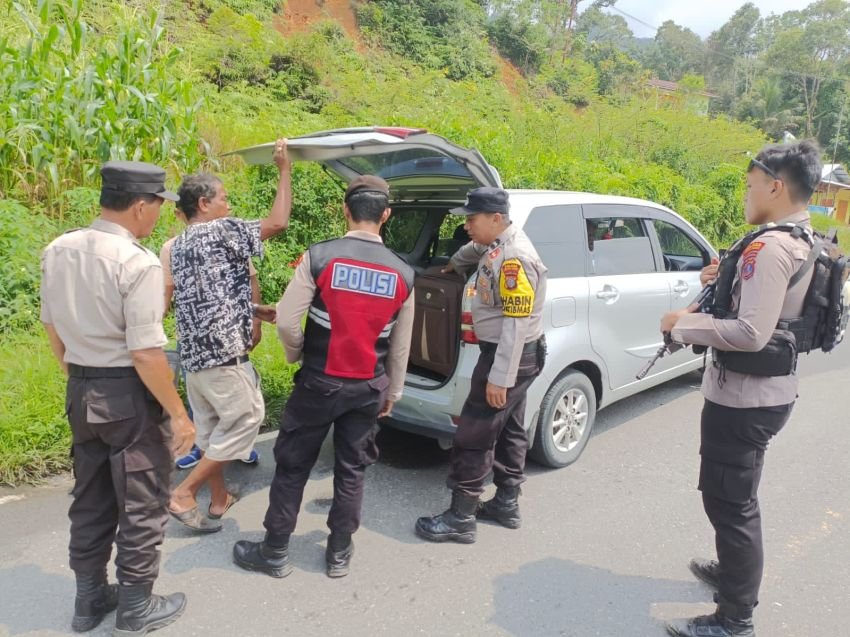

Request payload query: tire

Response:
[529,370,597,468]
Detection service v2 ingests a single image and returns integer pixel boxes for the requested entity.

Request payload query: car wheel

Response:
[529,370,597,468]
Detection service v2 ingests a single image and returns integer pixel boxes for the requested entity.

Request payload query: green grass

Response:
[0,323,295,485]
[810,213,850,253]
[0,330,71,486]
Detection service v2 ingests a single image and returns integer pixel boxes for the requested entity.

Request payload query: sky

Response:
[606,0,808,39]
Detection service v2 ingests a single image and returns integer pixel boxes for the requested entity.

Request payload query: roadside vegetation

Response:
[2,0,848,484]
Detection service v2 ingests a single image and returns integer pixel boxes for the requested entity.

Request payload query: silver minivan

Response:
[233,127,718,468]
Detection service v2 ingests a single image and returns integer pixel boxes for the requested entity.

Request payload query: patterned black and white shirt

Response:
[171,217,263,372]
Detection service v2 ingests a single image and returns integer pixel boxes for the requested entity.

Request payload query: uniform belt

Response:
[479,339,540,354]
[67,364,137,379]
[219,354,250,367]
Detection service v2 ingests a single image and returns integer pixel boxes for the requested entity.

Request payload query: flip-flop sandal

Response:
[208,491,240,520]
[168,505,223,533]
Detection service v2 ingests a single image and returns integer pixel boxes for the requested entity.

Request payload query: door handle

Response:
[596,286,619,301]
[672,281,689,295]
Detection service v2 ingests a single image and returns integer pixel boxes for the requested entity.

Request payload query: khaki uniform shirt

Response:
[450,223,548,388]
[40,218,167,367]
[276,231,415,403]
[672,210,814,408]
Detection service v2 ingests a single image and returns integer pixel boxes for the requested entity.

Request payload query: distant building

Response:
[810,163,850,223]
[645,78,719,115]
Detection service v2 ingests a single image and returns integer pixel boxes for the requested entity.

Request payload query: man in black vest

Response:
[662,141,823,637]
[232,175,415,578]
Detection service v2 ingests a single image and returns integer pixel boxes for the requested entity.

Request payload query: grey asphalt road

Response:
[1,346,848,637]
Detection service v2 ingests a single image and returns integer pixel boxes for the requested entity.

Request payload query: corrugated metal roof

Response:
[822,164,850,185]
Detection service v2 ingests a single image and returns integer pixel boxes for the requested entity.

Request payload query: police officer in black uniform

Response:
[661,141,824,637]
[232,175,415,578]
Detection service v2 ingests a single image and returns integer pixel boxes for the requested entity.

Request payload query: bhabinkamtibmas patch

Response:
[500,258,534,317]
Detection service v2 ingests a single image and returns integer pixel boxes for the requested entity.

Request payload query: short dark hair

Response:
[752,140,822,203]
[99,190,159,211]
[177,173,222,219]
[346,191,388,223]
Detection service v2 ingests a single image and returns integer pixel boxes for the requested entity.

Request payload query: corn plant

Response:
[0,0,206,212]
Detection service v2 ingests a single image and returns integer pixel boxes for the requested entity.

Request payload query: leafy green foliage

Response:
[0,200,57,332]
[0,0,206,205]
[356,0,496,80]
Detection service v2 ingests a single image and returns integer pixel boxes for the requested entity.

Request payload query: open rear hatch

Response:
[227,126,501,201]
[228,126,500,385]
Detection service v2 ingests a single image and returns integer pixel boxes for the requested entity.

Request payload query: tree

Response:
[764,0,850,138]
[641,20,705,81]
[704,3,761,111]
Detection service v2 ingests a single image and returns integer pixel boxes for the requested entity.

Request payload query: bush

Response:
[0,200,57,332]
[356,0,495,80]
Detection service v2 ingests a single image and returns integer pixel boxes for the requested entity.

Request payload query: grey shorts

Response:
[186,361,265,462]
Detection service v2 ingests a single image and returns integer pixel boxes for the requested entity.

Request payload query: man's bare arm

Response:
[260,139,293,240]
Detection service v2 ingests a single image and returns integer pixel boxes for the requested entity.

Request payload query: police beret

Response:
[451,186,510,216]
[345,175,390,202]
[101,161,179,202]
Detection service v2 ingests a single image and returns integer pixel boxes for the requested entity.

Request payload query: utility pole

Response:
[826,93,847,215]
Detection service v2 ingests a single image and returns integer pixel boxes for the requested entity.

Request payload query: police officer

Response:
[232,175,415,578]
[416,186,547,543]
[662,141,823,637]
[40,162,195,635]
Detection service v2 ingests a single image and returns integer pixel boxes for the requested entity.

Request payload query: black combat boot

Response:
[71,570,118,632]
[326,533,354,579]
[476,486,521,529]
[415,492,478,543]
[232,533,292,578]
[112,583,187,637]
[666,599,755,637]
[689,557,721,589]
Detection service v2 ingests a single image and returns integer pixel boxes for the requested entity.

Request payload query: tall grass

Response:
[0,0,206,208]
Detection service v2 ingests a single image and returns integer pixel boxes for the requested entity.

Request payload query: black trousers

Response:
[263,370,386,538]
[699,399,794,614]
[66,369,173,584]
[448,341,542,498]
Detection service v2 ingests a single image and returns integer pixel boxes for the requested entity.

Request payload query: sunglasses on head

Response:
[748,158,781,181]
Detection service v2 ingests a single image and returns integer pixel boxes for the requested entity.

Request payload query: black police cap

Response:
[450,186,510,216]
[101,161,179,202]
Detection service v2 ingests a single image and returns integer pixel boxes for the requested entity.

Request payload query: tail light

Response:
[373,127,427,138]
[460,284,478,344]
[461,311,478,344]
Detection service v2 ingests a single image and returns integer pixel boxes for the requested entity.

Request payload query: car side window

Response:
[585,216,656,276]
[652,220,707,271]
[522,205,586,278]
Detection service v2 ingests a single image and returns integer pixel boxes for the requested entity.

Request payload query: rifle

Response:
[635,282,716,380]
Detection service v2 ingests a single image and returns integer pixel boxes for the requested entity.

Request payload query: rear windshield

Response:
[339,149,473,181]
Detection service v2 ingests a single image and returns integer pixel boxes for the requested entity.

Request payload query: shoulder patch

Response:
[741,241,766,281]
[500,258,534,317]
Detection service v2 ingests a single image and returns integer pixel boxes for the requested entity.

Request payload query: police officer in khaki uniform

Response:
[416,187,547,544]
[661,141,823,637]
[40,162,195,635]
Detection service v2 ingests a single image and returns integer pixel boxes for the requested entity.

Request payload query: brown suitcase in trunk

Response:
[409,266,466,377]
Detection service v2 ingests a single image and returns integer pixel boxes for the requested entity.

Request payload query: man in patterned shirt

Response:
[167,140,290,533]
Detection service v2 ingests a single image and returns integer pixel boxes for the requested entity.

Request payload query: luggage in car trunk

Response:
[409,266,466,377]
